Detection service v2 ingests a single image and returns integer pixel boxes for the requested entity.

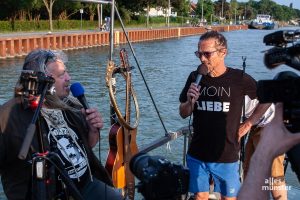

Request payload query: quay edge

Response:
[0,25,247,59]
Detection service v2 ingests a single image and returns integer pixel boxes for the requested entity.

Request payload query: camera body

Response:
[18,70,55,96]
[130,153,189,200]
[259,29,300,182]
[16,70,55,110]
[258,29,300,133]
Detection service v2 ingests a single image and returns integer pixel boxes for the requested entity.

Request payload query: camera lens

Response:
[129,153,149,180]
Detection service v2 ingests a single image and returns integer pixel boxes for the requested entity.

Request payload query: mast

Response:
[109,0,114,60]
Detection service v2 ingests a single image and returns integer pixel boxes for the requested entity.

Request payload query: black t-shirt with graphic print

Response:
[41,108,90,187]
[179,67,257,163]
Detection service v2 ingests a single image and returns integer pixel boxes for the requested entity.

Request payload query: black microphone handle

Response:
[194,74,202,87]
[77,95,90,109]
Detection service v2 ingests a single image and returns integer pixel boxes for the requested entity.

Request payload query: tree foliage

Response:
[0,0,299,30]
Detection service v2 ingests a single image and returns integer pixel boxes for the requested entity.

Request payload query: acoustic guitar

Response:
[120,49,139,200]
[105,49,140,199]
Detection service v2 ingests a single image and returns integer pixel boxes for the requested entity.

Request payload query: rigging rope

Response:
[114,4,168,134]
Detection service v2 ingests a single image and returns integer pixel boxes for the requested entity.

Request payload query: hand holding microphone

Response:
[188,64,207,103]
[70,82,104,131]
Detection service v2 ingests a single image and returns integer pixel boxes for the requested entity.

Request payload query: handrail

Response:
[139,126,192,154]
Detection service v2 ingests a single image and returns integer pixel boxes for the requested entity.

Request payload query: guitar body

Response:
[128,128,138,156]
[109,126,139,190]
[105,123,126,188]
[105,123,120,176]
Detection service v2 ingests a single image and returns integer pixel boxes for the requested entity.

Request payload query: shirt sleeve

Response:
[244,95,275,127]
[243,72,257,100]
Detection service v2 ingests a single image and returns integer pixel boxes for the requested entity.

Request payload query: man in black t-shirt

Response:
[179,31,270,200]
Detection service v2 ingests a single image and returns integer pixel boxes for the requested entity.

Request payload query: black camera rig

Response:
[18,70,55,97]
[258,29,300,133]
[130,153,189,200]
[258,29,300,183]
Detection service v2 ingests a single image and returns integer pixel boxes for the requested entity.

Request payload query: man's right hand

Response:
[187,83,200,105]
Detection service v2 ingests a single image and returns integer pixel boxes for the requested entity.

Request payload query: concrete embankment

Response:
[0,25,247,59]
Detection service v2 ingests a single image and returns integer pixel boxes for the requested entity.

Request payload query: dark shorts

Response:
[186,154,241,197]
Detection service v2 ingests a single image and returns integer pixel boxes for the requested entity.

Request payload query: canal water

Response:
[0,27,300,199]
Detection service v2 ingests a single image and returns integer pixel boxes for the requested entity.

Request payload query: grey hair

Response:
[16,49,77,111]
[22,49,68,74]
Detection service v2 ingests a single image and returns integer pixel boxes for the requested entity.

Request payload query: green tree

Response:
[171,0,189,16]
[197,0,214,23]
[42,0,57,31]
[0,0,34,29]
[229,0,238,24]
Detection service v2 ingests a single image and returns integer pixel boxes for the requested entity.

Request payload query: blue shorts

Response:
[186,154,241,197]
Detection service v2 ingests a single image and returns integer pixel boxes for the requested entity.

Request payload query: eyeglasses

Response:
[194,50,219,58]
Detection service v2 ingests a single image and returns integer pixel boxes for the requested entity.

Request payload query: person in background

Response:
[243,96,287,200]
[238,103,300,199]
[0,49,123,199]
[179,31,270,200]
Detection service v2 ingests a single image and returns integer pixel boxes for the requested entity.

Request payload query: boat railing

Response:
[139,126,193,165]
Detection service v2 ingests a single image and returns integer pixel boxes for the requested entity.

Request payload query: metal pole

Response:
[109,0,115,61]
[168,0,170,27]
[221,0,224,18]
[81,13,82,29]
[100,4,103,26]
[80,8,83,30]
[201,0,204,22]
[235,6,237,24]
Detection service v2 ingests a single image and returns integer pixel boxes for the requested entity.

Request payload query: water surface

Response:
[0,27,300,199]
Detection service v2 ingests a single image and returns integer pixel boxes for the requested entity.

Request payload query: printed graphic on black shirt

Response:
[196,85,230,112]
[41,108,88,179]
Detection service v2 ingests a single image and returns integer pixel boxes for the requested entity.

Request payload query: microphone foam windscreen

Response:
[70,82,84,97]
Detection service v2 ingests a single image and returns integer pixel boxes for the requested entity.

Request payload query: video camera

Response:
[258,29,300,183]
[15,70,55,109]
[17,70,55,96]
[258,29,300,133]
[130,153,189,200]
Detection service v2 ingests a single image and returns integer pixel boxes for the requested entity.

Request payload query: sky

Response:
[192,1,300,10]
[240,0,300,10]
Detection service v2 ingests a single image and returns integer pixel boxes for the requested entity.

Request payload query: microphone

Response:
[195,73,202,86]
[70,82,90,109]
[194,64,207,86]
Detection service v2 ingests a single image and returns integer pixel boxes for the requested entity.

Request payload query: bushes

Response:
[55,20,97,30]
[0,17,192,32]
[0,21,10,31]
[0,20,99,32]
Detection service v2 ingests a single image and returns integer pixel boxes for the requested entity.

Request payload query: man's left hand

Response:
[82,108,104,131]
[238,120,252,142]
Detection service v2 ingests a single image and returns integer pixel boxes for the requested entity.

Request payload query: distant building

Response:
[190,2,197,18]
[145,7,177,17]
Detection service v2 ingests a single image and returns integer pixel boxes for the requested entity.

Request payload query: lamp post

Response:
[168,0,170,27]
[80,9,83,29]
[235,6,237,24]
[201,0,204,22]
[221,0,224,19]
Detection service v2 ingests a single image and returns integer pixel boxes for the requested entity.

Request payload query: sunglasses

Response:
[194,50,219,58]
